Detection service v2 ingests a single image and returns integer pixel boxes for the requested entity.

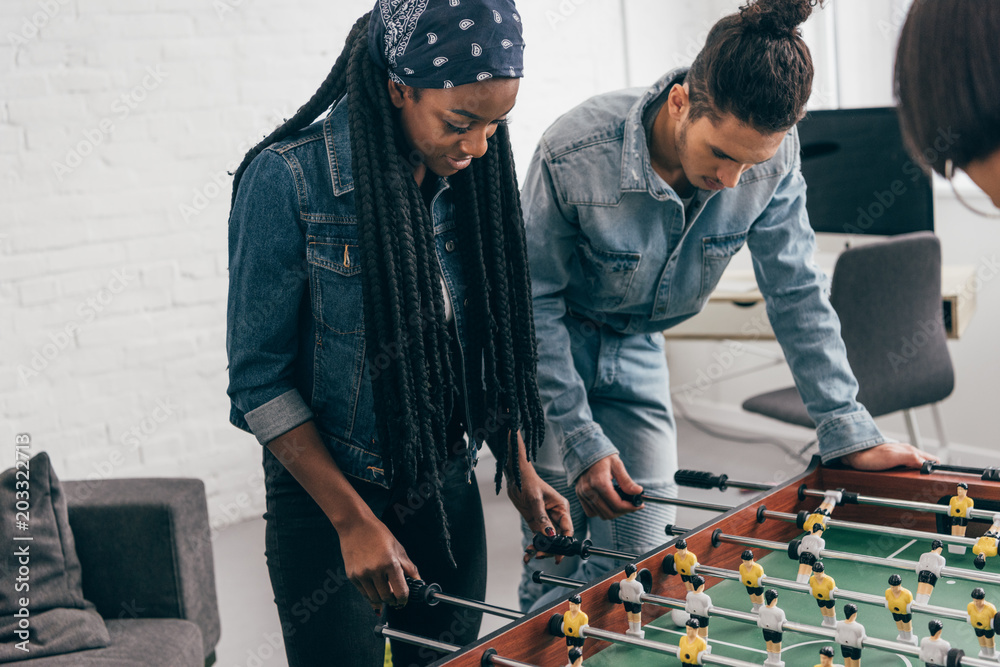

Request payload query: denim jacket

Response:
[523,68,887,480]
[227,95,479,489]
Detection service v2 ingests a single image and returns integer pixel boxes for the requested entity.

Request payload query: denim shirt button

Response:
[463,298,469,307]
[656,306,666,314]
[445,240,456,252]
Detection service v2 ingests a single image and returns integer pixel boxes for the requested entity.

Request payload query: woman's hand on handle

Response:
[338,513,420,612]
[266,420,419,612]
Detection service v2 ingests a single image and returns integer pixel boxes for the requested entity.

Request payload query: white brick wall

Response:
[1,1,663,538]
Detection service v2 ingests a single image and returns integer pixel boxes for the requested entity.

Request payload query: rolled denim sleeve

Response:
[746,140,887,463]
[523,144,618,483]
[226,149,314,446]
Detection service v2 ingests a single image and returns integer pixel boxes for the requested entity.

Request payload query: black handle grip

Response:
[533,532,584,557]
[674,469,729,491]
[613,479,644,506]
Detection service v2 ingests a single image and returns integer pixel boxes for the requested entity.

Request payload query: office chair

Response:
[742,232,954,455]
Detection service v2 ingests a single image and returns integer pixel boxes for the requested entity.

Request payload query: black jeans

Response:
[262,438,486,667]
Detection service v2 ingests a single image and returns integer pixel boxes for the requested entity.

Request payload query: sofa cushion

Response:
[7,619,203,667]
[0,452,111,662]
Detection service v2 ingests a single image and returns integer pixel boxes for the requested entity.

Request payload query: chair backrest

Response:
[830,231,954,418]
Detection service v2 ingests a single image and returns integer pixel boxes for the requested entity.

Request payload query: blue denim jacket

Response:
[523,68,887,480]
[226,96,479,489]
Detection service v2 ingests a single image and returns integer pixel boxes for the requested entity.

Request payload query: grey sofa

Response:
[16,478,221,666]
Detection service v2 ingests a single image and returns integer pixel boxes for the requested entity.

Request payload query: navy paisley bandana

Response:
[368,0,524,89]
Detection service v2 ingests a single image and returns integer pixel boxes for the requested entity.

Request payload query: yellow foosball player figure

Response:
[814,645,842,667]
[674,539,699,592]
[618,564,646,639]
[809,561,838,628]
[562,595,589,660]
[566,647,584,667]
[973,513,1000,571]
[885,573,917,646]
[834,604,866,667]
[740,549,766,612]
[968,587,997,659]
[919,620,951,667]
[915,540,946,605]
[804,490,843,533]
[949,483,974,555]
[678,618,708,665]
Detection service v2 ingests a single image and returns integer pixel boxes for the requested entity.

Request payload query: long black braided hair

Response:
[230,13,544,560]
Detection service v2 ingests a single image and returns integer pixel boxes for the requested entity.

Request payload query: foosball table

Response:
[378,459,1000,667]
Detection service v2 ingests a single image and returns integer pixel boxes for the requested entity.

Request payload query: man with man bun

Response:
[519,0,931,611]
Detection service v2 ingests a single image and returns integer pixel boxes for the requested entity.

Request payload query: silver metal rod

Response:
[485,654,542,667]
[377,626,460,654]
[432,592,523,620]
[638,594,939,660]
[963,656,1000,667]
[531,571,585,589]
[715,532,1000,586]
[641,495,734,512]
[763,510,978,546]
[586,545,640,561]
[801,488,998,522]
[582,626,762,667]
[694,565,969,622]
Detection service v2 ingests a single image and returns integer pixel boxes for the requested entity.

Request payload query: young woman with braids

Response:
[225,3,571,664]
[519,0,935,612]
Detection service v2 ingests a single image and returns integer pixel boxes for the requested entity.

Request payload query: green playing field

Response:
[585,527,996,666]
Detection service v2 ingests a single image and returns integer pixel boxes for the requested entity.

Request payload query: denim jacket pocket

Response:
[576,240,641,310]
[307,236,364,335]
[700,231,749,302]
[305,234,380,480]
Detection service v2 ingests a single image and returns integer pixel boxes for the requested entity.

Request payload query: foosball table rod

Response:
[374,619,544,667]
[672,468,1000,522]
[655,495,981,549]
[546,614,759,667]
[692,564,969,622]
[407,578,524,621]
[710,528,1000,585]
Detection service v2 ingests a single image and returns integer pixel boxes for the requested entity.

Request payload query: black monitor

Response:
[796,107,934,235]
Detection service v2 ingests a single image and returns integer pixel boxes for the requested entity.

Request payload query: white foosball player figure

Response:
[915,540,946,605]
[618,564,645,639]
[757,589,786,667]
[919,620,951,667]
[834,604,866,667]
[685,575,712,639]
[797,524,827,583]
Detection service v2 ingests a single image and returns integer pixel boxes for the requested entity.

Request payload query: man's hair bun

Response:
[740,0,819,37]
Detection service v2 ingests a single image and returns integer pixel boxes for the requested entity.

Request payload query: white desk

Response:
[663,264,979,341]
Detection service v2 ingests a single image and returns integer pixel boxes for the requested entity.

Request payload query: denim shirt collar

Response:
[324,96,354,196]
[620,66,689,202]
[322,95,452,209]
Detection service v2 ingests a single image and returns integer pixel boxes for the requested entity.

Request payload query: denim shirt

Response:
[523,68,887,479]
[226,95,479,489]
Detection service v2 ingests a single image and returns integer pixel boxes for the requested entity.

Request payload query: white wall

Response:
[0,0,653,532]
